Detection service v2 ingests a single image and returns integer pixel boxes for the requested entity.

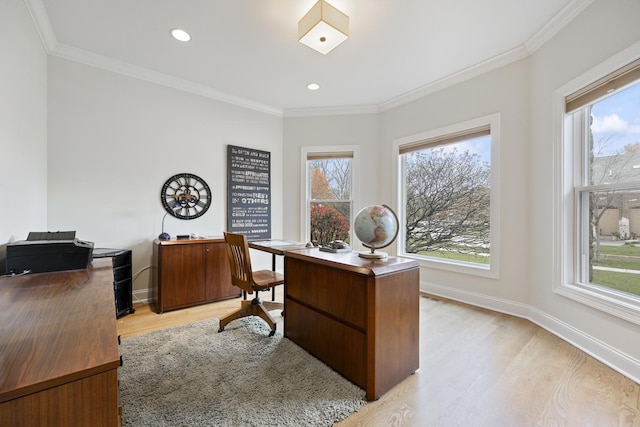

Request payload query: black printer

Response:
[6,231,94,274]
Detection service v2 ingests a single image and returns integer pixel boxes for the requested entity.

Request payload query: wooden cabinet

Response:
[152,238,238,313]
[284,248,420,401]
[0,259,121,426]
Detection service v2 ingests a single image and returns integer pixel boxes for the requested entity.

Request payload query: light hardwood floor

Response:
[117,291,640,426]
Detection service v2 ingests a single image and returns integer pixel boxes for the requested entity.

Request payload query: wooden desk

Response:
[248,239,307,269]
[0,259,121,426]
[248,239,306,301]
[283,248,420,401]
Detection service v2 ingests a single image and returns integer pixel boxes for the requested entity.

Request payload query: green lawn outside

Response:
[597,243,640,256]
[595,243,640,270]
[592,243,640,297]
[594,258,640,270]
[419,250,489,264]
[592,270,640,297]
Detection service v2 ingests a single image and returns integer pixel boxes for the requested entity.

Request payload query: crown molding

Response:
[48,43,283,117]
[524,0,595,53]
[283,104,379,118]
[24,0,594,119]
[288,0,595,116]
[377,46,529,112]
[23,0,57,51]
[22,0,283,117]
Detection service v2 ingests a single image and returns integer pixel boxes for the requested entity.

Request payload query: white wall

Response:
[47,57,283,299]
[0,0,48,262]
[379,59,530,309]
[281,0,640,382]
[528,0,640,379]
[282,113,379,243]
[283,61,530,309]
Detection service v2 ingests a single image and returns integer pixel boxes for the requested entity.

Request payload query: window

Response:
[395,114,500,278]
[301,146,359,246]
[556,54,640,323]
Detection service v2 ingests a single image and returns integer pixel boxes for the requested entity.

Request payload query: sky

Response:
[591,81,640,155]
[462,135,491,164]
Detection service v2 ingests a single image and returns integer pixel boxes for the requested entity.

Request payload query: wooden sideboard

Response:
[0,259,121,426]
[284,248,420,401]
[152,238,238,313]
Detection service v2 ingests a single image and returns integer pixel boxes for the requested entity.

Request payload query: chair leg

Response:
[218,300,253,332]
[252,303,277,336]
[218,299,278,336]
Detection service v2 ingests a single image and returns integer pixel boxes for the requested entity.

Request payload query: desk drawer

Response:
[285,257,367,329]
[285,299,366,389]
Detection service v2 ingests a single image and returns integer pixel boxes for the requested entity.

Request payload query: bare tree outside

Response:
[309,158,352,245]
[403,144,491,263]
[310,159,351,198]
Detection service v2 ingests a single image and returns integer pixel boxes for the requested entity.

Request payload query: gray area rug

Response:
[119,316,366,426]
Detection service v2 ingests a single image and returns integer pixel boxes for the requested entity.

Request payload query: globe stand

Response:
[359,248,388,259]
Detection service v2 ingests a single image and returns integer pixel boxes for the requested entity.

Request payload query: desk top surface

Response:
[0,259,120,403]
[284,247,419,276]
[249,239,308,255]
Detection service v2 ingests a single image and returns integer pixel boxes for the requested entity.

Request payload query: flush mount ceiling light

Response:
[307,83,320,90]
[298,0,349,55]
[170,28,191,42]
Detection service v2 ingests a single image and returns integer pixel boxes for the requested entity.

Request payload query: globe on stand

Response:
[354,204,399,259]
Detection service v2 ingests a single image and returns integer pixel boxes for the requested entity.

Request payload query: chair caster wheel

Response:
[269,330,276,337]
[218,327,225,333]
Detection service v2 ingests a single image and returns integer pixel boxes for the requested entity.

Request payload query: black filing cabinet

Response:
[93,248,135,318]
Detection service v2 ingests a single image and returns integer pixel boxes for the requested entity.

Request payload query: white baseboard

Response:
[422,281,640,384]
[132,289,151,304]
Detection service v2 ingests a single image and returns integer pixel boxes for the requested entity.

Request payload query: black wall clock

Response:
[161,173,212,220]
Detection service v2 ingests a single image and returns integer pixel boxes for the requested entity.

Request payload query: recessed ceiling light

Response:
[307,83,320,91]
[170,28,191,42]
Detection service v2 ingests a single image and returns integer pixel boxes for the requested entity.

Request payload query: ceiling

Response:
[27,0,591,115]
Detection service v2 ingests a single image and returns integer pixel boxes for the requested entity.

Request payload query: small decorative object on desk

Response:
[354,204,399,259]
[319,240,352,253]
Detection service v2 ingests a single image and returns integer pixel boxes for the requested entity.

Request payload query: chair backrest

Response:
[223,232,255,294]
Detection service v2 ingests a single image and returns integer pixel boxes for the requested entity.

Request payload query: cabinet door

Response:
[160,244,206,309]
[205,242,238,301]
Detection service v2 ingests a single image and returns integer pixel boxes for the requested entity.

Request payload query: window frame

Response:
[393,114,501,279]
[300,145,360,245]
[553,42,640,325]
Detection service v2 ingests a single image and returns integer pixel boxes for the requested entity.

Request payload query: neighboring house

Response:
[592,151,640,238]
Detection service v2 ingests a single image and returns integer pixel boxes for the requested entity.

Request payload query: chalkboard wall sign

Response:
[226,145,271,239]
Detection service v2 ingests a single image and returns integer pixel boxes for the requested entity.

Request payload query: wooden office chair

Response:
[218,232,284,336]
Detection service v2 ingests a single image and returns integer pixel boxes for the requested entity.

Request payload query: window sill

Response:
[555,282,640,326]
[400,253,499,279]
